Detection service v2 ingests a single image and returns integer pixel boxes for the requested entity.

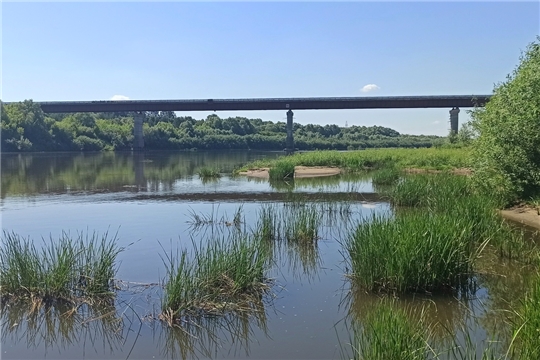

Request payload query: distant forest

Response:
[1,100,445,152]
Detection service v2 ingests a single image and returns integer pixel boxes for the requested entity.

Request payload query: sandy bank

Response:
[239,166,341,179]
[501,205,540,230]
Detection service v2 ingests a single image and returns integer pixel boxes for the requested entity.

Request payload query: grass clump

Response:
[161,234,271,324]
[511,274,540,359]
[268,160,295,180]
[371,167,401,186]
[345,211,483,294]
[197,167,221,179]
[0,231,122,305]
[351,301,429,360]
[284,204,321,245]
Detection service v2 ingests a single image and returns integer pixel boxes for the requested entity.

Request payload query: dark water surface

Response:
[0,151,535,359]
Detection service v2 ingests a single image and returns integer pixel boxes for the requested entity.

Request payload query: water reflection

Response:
[1,301,127,357]
[159,300,270,359]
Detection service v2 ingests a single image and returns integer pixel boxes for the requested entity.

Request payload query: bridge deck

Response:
[32,95,491,113]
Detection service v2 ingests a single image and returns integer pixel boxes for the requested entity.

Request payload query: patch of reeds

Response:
[256,204,279,242]
[161,233,271,323]
[0,231,122,305]
[284,204,321,245]
[268,160,295,180]
[345,211,484,294]
[197,167,221,179]
[350,300,429,360]
[371,167,401,185]
[511,274,540,359]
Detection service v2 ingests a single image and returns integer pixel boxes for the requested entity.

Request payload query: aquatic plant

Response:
[284,204,321,245]
[345,211,484,294]
[161,233,271,323]
[268,160,295,180]
[511,274,540,359]
[197,167,221,179]
[371,167,401,185]
[0,231,122,304]
[351,300,429,360]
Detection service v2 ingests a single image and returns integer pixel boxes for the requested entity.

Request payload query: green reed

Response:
[371,167,401,185]
[0,231,122,304]
[345,211,483,294]
[351,300,429,360]
[268,160,295,180]
[284,204,321,245]
[511,274,540,359]
[197,167,221,179]
[161,233,271,323]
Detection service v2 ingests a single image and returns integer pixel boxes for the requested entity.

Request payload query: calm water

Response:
[0,151,535,359]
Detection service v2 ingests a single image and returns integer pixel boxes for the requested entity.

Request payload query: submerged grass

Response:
[0,231,122,305]
[161,233,271,323]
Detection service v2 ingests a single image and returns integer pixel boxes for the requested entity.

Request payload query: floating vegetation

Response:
[186,205,243,229]
[160,233,272,324]
[0,231,123,306]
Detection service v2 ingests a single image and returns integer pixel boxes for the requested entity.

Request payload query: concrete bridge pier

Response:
[285,109,294,154]
[449,107,460,134]
[133,111,145,150]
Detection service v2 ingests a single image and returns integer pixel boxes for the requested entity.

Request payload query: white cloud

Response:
[361,84,380,93]
[110,95,130,101]
[432,120,441,124]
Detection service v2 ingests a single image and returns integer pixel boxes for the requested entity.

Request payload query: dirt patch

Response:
[239,166,341,179]
[403,168,473,175]
[500,204,540,230]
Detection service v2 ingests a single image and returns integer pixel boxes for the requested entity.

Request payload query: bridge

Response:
[36,95,492,152]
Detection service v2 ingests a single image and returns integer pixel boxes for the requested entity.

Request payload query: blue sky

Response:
[2,2,539,135]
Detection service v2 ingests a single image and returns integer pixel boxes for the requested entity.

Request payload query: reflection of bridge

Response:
[36,95,492,152]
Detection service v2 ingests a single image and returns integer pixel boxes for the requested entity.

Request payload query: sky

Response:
[2,1,539,136]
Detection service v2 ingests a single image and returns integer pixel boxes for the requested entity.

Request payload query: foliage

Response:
[268,160,295,180]
[512,274,540,359]
[470,37,540,204]
[0,231,122,304]
[2,101,444,152]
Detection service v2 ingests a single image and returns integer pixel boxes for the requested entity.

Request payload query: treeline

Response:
[1,100,444,152]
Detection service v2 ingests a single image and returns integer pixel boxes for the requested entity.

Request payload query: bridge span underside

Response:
[36,95,491,151]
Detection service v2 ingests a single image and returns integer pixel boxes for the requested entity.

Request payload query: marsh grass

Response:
[350,300,430,360]
[284,204,321,245]
[268,160,295,180]
[0,231,122,305]
[161,233,271,323]
[345,211,485,294]
[197,167,221,179]
[371,167,401,185]
[511,274,540,359]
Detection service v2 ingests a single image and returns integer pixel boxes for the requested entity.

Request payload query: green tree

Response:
[470,37,540,204]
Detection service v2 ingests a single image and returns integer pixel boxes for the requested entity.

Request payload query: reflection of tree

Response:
[1,151,281,198]
[1,301,125,356]
[159,300,270,360]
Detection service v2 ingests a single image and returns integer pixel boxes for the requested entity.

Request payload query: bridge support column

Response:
[133,112,145,150]
[286,110,294,154]
[449,107,460,134]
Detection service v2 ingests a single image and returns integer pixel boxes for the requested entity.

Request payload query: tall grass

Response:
[345,211,483,294]
[284,205,321,245]
[371,167,401,185]
[238,148,471,173]
[350,300,429,360]
[268,160,295,180]
[197,167,221,179]
[511,274,540,359]
[0,231,122,304]
[161,233,271,323]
